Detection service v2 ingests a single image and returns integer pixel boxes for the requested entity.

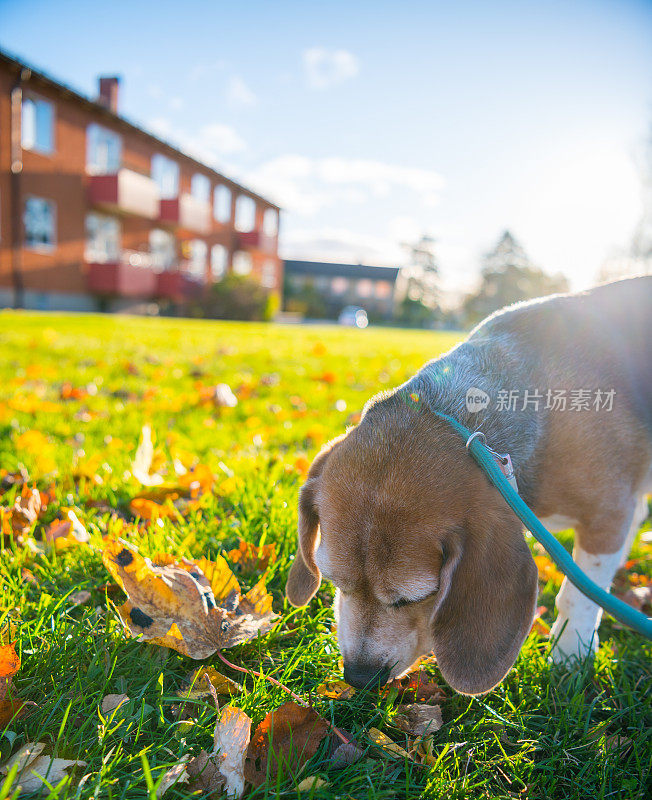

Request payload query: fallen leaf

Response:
[101,693,129,714]
[0,631,25,727]
[69,590,92,607]
[0,743,86,794]
[244,701,329,787]
[180,666,242,699]
[129,497,179,521]
[619,585,652,611]
[534,555,564,585]
[11,486,42,535]
[530,605,551,636]
[187,750,225,795]
[314,680,356,701]
[101,540,276,658]
[132,425,164,486]
[384,669,446,703]
[21,567,39,587]
[45,510,90,550]
[228,540,276,573]
[156,758,189,798]
[297,775,328,791]
[213,705,251,798]
[394,704,443,736]
[213,384,238,408]
[367,728,411,760]
[331,741,364,768]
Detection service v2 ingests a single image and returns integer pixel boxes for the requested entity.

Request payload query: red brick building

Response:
[0,50,282,312]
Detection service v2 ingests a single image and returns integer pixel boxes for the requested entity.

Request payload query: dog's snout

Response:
[343,662,391,689]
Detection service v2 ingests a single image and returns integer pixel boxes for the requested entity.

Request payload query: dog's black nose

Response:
[343,662,391,689]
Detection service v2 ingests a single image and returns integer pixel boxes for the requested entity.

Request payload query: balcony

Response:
[157,269,205,302]
[236,230,277,253]
[159,194,211,234]
[87,254,157,297]
[88,169,160,219]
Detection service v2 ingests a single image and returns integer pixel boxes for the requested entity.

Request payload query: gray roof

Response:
[284,260,400,282]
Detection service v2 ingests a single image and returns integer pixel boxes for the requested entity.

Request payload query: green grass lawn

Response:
[0,312,649,799]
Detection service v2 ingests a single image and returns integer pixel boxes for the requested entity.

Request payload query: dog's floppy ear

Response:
[432,508,538,695]
[285,437,343,606]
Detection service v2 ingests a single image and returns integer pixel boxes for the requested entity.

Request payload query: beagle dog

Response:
[285,276,652,695]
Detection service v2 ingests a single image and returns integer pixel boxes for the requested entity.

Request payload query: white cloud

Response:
[247,155,444,215]
[145,118,247,168]
[303,47,359,89]
[227,76,257,106]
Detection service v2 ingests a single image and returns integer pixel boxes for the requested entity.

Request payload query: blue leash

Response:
[431,409,652,640]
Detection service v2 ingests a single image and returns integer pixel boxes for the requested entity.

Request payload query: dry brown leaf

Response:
[187,750,225,794]
[0,742,86,794]
[155,758,189,798]
[101,540,276,658]
[331,741,364,768]
[46,510,90,550]
[384,669,446,703]
[213,705,251,797]
[11,486,42,535]
[244,701,330,787]
[394,704,443,736]
[101,693,129,715]
[619,585,652,611]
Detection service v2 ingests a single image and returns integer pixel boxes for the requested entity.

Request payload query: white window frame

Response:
[191,173,211,204]
[85,212,121,263]
[22,93,55,154]
[263,208,278,236]
[188,239,208,278]
[150,228,177,271]
[86,123,122,174]
[232,250,253,275]
[151,154,179,200]
[235,195,256,232]
[24,196,56,252]
[213,185,232,223]
[210,244,228,280]
[261,259,276,289]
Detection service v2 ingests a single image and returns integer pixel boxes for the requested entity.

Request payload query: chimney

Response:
[98,76,120,113]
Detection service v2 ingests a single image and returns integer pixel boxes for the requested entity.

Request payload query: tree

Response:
[395,235,441,326]
[462,230,569,326]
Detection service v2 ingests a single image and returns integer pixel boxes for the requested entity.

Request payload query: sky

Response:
[1,0,651,294]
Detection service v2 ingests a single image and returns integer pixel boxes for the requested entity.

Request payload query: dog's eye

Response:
[391,588,438,608]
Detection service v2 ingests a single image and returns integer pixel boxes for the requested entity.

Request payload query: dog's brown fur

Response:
[285,277,652,695]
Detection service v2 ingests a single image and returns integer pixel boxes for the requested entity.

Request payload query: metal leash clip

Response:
[465,430,519,493]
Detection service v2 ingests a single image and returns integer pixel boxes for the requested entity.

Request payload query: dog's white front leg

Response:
[549,497,646,662]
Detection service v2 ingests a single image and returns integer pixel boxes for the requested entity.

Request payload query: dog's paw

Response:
[549,617,598,664]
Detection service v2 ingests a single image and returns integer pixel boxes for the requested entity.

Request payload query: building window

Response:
[261,259,276,289]
[188,239,207,278]
[235,196,256,232]
[87,124,122,174]
[211,244,228,280]
[85,213,120,263]
[357,279,373,298]
[331,276,348,294]
[150,229,176,271]
[232,251,252,275]
[214,185,232,223]
[22,95,54,154]
[191,174,210,203]
[263,208,278,236]
[375,280,392,298]
[151,154,179,199]
[24,197,56,250]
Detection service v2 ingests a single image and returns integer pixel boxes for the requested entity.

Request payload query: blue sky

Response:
[1,0,651,293]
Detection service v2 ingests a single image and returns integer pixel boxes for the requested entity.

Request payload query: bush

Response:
[202,275,278,321]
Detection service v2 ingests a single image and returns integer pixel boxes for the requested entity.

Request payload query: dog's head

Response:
[285,398,538,695]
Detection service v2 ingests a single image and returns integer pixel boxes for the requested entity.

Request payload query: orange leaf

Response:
[228,540,276,573]
[244,702,329,787]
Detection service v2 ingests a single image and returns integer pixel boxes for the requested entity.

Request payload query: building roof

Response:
[0,48,279,210]
[284,260,400,282]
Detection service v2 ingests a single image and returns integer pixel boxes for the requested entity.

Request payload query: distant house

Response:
[0,49,281,313]
[283,259,400,319]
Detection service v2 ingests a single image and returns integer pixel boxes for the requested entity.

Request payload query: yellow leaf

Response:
[314,680,356,700]
[367,728,411,760]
